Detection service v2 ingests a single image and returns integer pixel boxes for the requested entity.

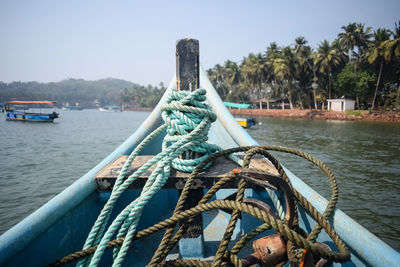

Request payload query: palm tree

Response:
[366,28,391,110]
[265,42,281,98]
[266,42,279,58]
[294,37,310,65]
[314,40,344,99]
[384,23,400,108]
[338,23,371,108]
[240,53,267,100]
[223,60,240,99]
[338,22,371,60]
[354,23,373,57]
[294,37,313,108]
[338,23,358,60]
[224,60,240,88]
[384,22,400,59]
[273,46,298,108]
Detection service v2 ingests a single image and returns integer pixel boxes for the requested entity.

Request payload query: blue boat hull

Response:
[5,111,59,122]
[0,70,399,266]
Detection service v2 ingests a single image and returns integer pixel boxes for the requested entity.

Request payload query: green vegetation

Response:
[120,83,165,108]
[345,110,363,116]
[207,22,400,110]
[0,78,166,108]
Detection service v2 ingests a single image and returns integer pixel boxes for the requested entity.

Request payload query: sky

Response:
[0,0,399,86]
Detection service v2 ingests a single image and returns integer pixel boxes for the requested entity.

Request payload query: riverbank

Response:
[123,107,400,122]
[228,108,400,122]
[124,107,153,112]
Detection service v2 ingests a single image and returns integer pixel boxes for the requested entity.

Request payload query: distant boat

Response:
[99,105,122,112]
[235,117,257,128]
[64,106,84,111]
[223,101,252,109]
[4,101,59,122]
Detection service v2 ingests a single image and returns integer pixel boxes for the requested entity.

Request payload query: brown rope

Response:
[47,146,350,266]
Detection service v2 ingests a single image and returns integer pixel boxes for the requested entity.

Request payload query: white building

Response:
[327,99,355,111]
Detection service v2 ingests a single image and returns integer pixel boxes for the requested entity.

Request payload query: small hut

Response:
[327,99,355,111]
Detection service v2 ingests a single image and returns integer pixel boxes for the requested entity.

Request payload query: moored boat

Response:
[0,39,398,267]
[4,101,59,122]
[235,117,257,128]
[99,105,122,112]
[223,101,252,109]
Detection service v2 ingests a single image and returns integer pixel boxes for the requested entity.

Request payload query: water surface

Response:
[0,110,149,234]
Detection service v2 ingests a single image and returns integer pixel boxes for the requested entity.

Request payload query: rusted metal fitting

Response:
[232,168,295,228]
[242,198,280,220]
[297,242,333,267]
[314,242,333,267]
[232,168,298,267]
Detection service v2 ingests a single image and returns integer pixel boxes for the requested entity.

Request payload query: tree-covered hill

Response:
[0,78,166,108]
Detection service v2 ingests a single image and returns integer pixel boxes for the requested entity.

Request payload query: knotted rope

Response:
[161,90,220,172]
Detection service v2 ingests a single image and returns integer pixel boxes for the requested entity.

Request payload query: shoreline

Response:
[124,107,153,112]
[124,107,400,122]
[228,108,400,123]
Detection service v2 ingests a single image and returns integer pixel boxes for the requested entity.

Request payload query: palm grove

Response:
[207,22,400,110]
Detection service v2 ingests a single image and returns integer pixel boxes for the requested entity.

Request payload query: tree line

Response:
[120,83,166,108]
[207,22,400,110]
[0,78,166,108]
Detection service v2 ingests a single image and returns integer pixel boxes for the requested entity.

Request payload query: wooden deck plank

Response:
[95,155,278,191]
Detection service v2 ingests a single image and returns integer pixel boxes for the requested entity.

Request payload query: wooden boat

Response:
[0,40,399,267]
[4,101,59,122]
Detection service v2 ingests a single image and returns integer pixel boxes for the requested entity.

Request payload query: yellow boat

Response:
[235,117,257,128]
